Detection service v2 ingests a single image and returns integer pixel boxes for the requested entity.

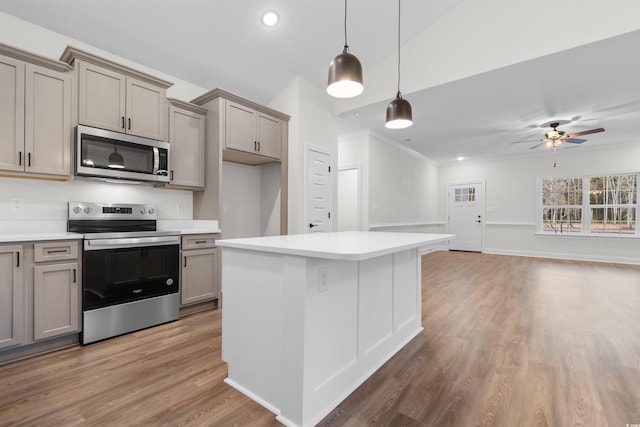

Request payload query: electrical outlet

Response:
[11,197,24,211]
[318,267,328,293]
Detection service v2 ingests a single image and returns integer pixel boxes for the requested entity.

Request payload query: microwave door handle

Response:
[153,147,159,175]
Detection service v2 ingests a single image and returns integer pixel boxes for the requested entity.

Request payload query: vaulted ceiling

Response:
[1,0,638,163]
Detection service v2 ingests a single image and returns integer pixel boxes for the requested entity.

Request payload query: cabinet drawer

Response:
[181,234,217,250]
[33,241,79,262]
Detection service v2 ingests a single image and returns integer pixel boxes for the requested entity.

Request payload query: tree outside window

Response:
[540,173,638,236]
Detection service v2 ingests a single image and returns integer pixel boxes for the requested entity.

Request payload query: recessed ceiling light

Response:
[262,11,279,27]
[457,156,464,161]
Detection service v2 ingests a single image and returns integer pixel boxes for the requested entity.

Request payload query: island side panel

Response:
[221,247,284,413]
[393,248,421,332]
[296,249,424,427]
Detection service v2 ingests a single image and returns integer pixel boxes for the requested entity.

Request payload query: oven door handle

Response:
[85,235,180,250]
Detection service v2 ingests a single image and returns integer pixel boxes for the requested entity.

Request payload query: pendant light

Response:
[327,0,363,98]
[385,0,412,129]
[108,144,125,169]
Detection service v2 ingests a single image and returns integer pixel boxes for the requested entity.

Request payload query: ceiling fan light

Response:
[108,150,125,169]
[544,139,553,148]
[385,94,413,129]
[327,48,364,98]
[545,129,559,139]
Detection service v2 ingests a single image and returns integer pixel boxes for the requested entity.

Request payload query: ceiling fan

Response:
[513,122,605,150]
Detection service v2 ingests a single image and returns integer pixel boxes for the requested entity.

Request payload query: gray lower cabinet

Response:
[180,234,219,306]
[33,261,79,340]
[0,245,24,350]
[0,240,81,359]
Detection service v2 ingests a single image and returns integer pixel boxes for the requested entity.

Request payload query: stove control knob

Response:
[148,208,155,215]
[140,208,146,214]
[84,206,92,214]
[73,206,82,214]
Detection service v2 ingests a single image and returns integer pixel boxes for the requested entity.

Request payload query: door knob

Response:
[309,223,318,228]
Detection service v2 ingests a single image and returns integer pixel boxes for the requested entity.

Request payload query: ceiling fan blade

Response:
[510,139,541,144]
[566,128,605,138]
[529,142,544,149]
[565,138,587,144]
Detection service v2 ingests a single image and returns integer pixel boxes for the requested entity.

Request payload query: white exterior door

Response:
[447,182,484,251]
[305,145,333,233]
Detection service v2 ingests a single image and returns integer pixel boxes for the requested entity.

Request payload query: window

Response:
[455,187,476,202]
[539,173,638,236]
[541,178,583,233]
[589,175,637,235]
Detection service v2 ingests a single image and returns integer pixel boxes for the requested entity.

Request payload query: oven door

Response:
[83,236,179,311]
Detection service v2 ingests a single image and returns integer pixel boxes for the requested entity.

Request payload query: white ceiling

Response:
[1,0,638,164]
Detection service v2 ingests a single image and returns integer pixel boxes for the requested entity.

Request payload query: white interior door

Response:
[447,182,484,251]
[305,145,333,233]
[337,166,361,231]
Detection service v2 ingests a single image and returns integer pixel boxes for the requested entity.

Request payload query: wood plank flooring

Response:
[1,251,640,426]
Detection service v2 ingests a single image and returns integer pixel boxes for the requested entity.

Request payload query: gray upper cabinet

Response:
[256,111,282,159]
[168,99,206,189]
[0,46,72,178]
[61,46,172,141]
[0,54,25,174]
[224,99,282,162]
[25,64,73,176]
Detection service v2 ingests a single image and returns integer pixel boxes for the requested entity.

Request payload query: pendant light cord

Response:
[344,0,349,49]
[396,0,401,96]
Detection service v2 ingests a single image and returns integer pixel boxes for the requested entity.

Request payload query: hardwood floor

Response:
[1,251,639,426]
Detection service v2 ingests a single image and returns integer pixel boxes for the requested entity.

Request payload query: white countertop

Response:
[216,231,454,261]
[157,220,221,235]
[0,232,83,243]
[0,220,221,243]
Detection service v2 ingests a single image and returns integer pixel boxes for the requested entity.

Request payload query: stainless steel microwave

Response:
[75,125,169,183]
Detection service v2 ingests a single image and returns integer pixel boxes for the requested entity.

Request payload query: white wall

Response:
[439,144,640,264]
[0,177,192,230]
[220,162,261,239]
[269,77,339,235]
[339,131,440,232]
[220,161,282,239]
[368,133,439,227]
[339,133,370,230]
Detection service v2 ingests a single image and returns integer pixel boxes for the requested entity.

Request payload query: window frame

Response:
[537,171,639,238]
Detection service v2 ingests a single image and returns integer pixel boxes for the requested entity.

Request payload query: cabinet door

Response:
[24,64,72,177]
[126,77,166,140]
[181,248,217,305]
[0,245,23,350]
[78,61,127,133]
[225,101,256,153]
[169,105,205,187]
[0,55,25,173]
[33,262,80,341]
[256,112,281,160]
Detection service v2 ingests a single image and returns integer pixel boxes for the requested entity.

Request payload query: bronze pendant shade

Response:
[327,0,363,98]
[385,92,413,129]
[385,0,413,129]
[327,45,363,98]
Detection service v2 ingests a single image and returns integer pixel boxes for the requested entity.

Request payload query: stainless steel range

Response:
[68,202,180,344]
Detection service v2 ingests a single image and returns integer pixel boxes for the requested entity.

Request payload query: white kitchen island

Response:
[216,231,453,427]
